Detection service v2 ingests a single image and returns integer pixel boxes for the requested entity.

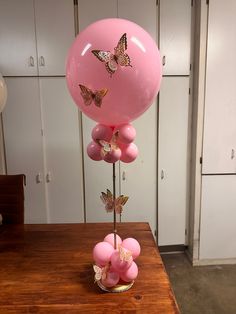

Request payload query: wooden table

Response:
[0,223,179,313]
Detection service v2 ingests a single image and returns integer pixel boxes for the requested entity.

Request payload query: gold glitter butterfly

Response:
[92,33,132,76]
[100,189,129,214]
[99,139,118,157]
[79,84,108,107]
[119,246,132,262]
[93,264,109,282]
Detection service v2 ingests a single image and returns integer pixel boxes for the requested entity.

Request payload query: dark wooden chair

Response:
[0,174,26,224]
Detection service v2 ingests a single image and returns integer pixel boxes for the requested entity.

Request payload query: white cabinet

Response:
[202,0,236,174]
[39,78,83,223]
[159,0,191,75]
[0,0,74,76]
[3,78,47,222]
[119,106,157,235]
[200,175,236,260]
[0,0,37,76]
[3,77,83,223]
[118,0,157,40]
[78,0,117,31]
[118,0,157,235]
[34,0,74,76]
[158,77,190,245]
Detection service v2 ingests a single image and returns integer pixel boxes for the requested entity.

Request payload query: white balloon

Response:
[0,73,7,113]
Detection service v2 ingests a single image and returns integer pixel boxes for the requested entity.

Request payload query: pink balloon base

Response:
[97,279,134,293]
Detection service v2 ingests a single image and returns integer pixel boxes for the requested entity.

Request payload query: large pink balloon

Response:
[66,18,162,126]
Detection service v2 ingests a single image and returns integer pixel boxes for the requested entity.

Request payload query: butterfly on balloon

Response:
[79,84,108,108]
[92,33,132,76]
[98,135,119,158]
[119,246,132,262]
[93,264,110,283]
[100,189,129,214]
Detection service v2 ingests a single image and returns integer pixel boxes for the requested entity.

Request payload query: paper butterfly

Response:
[92,33,132,76]
[99,139,118,157]
[119,246,132,262]
[79,84,108,107]
[100,189,129,214]
[93,264,108,282]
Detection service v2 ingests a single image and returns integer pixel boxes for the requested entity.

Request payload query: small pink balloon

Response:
[115,124,136,144]
[93,241,114,266]
[122,238,141,259]
[110,249,133,273]
[92,124,113,142]
[120,143,138,163]
[120,261,138,282]
[104,233,122,248]
[87,141,102,161]
[103,148,121,163]
[101,271,120,288]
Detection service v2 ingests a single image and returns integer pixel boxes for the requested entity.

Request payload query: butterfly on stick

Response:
[93,264,109,283]
[100,189,129,214]
[79,84,108,108]
[92,33,132,76]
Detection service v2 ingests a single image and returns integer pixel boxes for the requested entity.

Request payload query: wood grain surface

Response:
[0,223,179,313]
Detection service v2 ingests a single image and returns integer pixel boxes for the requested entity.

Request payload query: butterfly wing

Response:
[115,33,127,55]
[119,246,132,262]
[117,53,132,67]
[106,56,118,75]
[79,84,93,106]
[100,190,114,212]
[92,50,112,63]
[93,265,102,282]
[114,33,132,67]
[115,195,129,214]
[94,88,108,108]
[105,189,114,212]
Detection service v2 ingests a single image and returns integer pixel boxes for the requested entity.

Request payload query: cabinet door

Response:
[78,0,118,223]
[159,0,191,75]
[118,0,157,40]
[3,78,47,222]
[0,0,37,76]
[40,78,84,223]
[202,0,236,174]
[158,77,190,245]
[34,0,75,76]
[78,0,117,31]
[200,175,236,260]
[118,0,157,236]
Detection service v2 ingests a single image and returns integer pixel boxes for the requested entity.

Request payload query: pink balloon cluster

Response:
[87,123,138,163]
[93,234,141,288]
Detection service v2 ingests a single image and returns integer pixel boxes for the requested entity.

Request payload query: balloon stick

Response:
[113,163,117,249]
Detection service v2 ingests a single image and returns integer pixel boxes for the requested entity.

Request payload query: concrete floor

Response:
[161,253,236,314]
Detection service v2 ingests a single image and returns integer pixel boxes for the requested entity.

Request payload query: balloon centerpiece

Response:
[66,18,162,292]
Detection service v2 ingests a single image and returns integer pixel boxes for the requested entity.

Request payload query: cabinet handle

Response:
[161,170,164,180]
[46,172,51,183]
[36,173,42,183]
[39,56,45,66]
[29,56,34,67]
[162,55,166,66]
[122,171,126,181]
[231,149,235,159]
